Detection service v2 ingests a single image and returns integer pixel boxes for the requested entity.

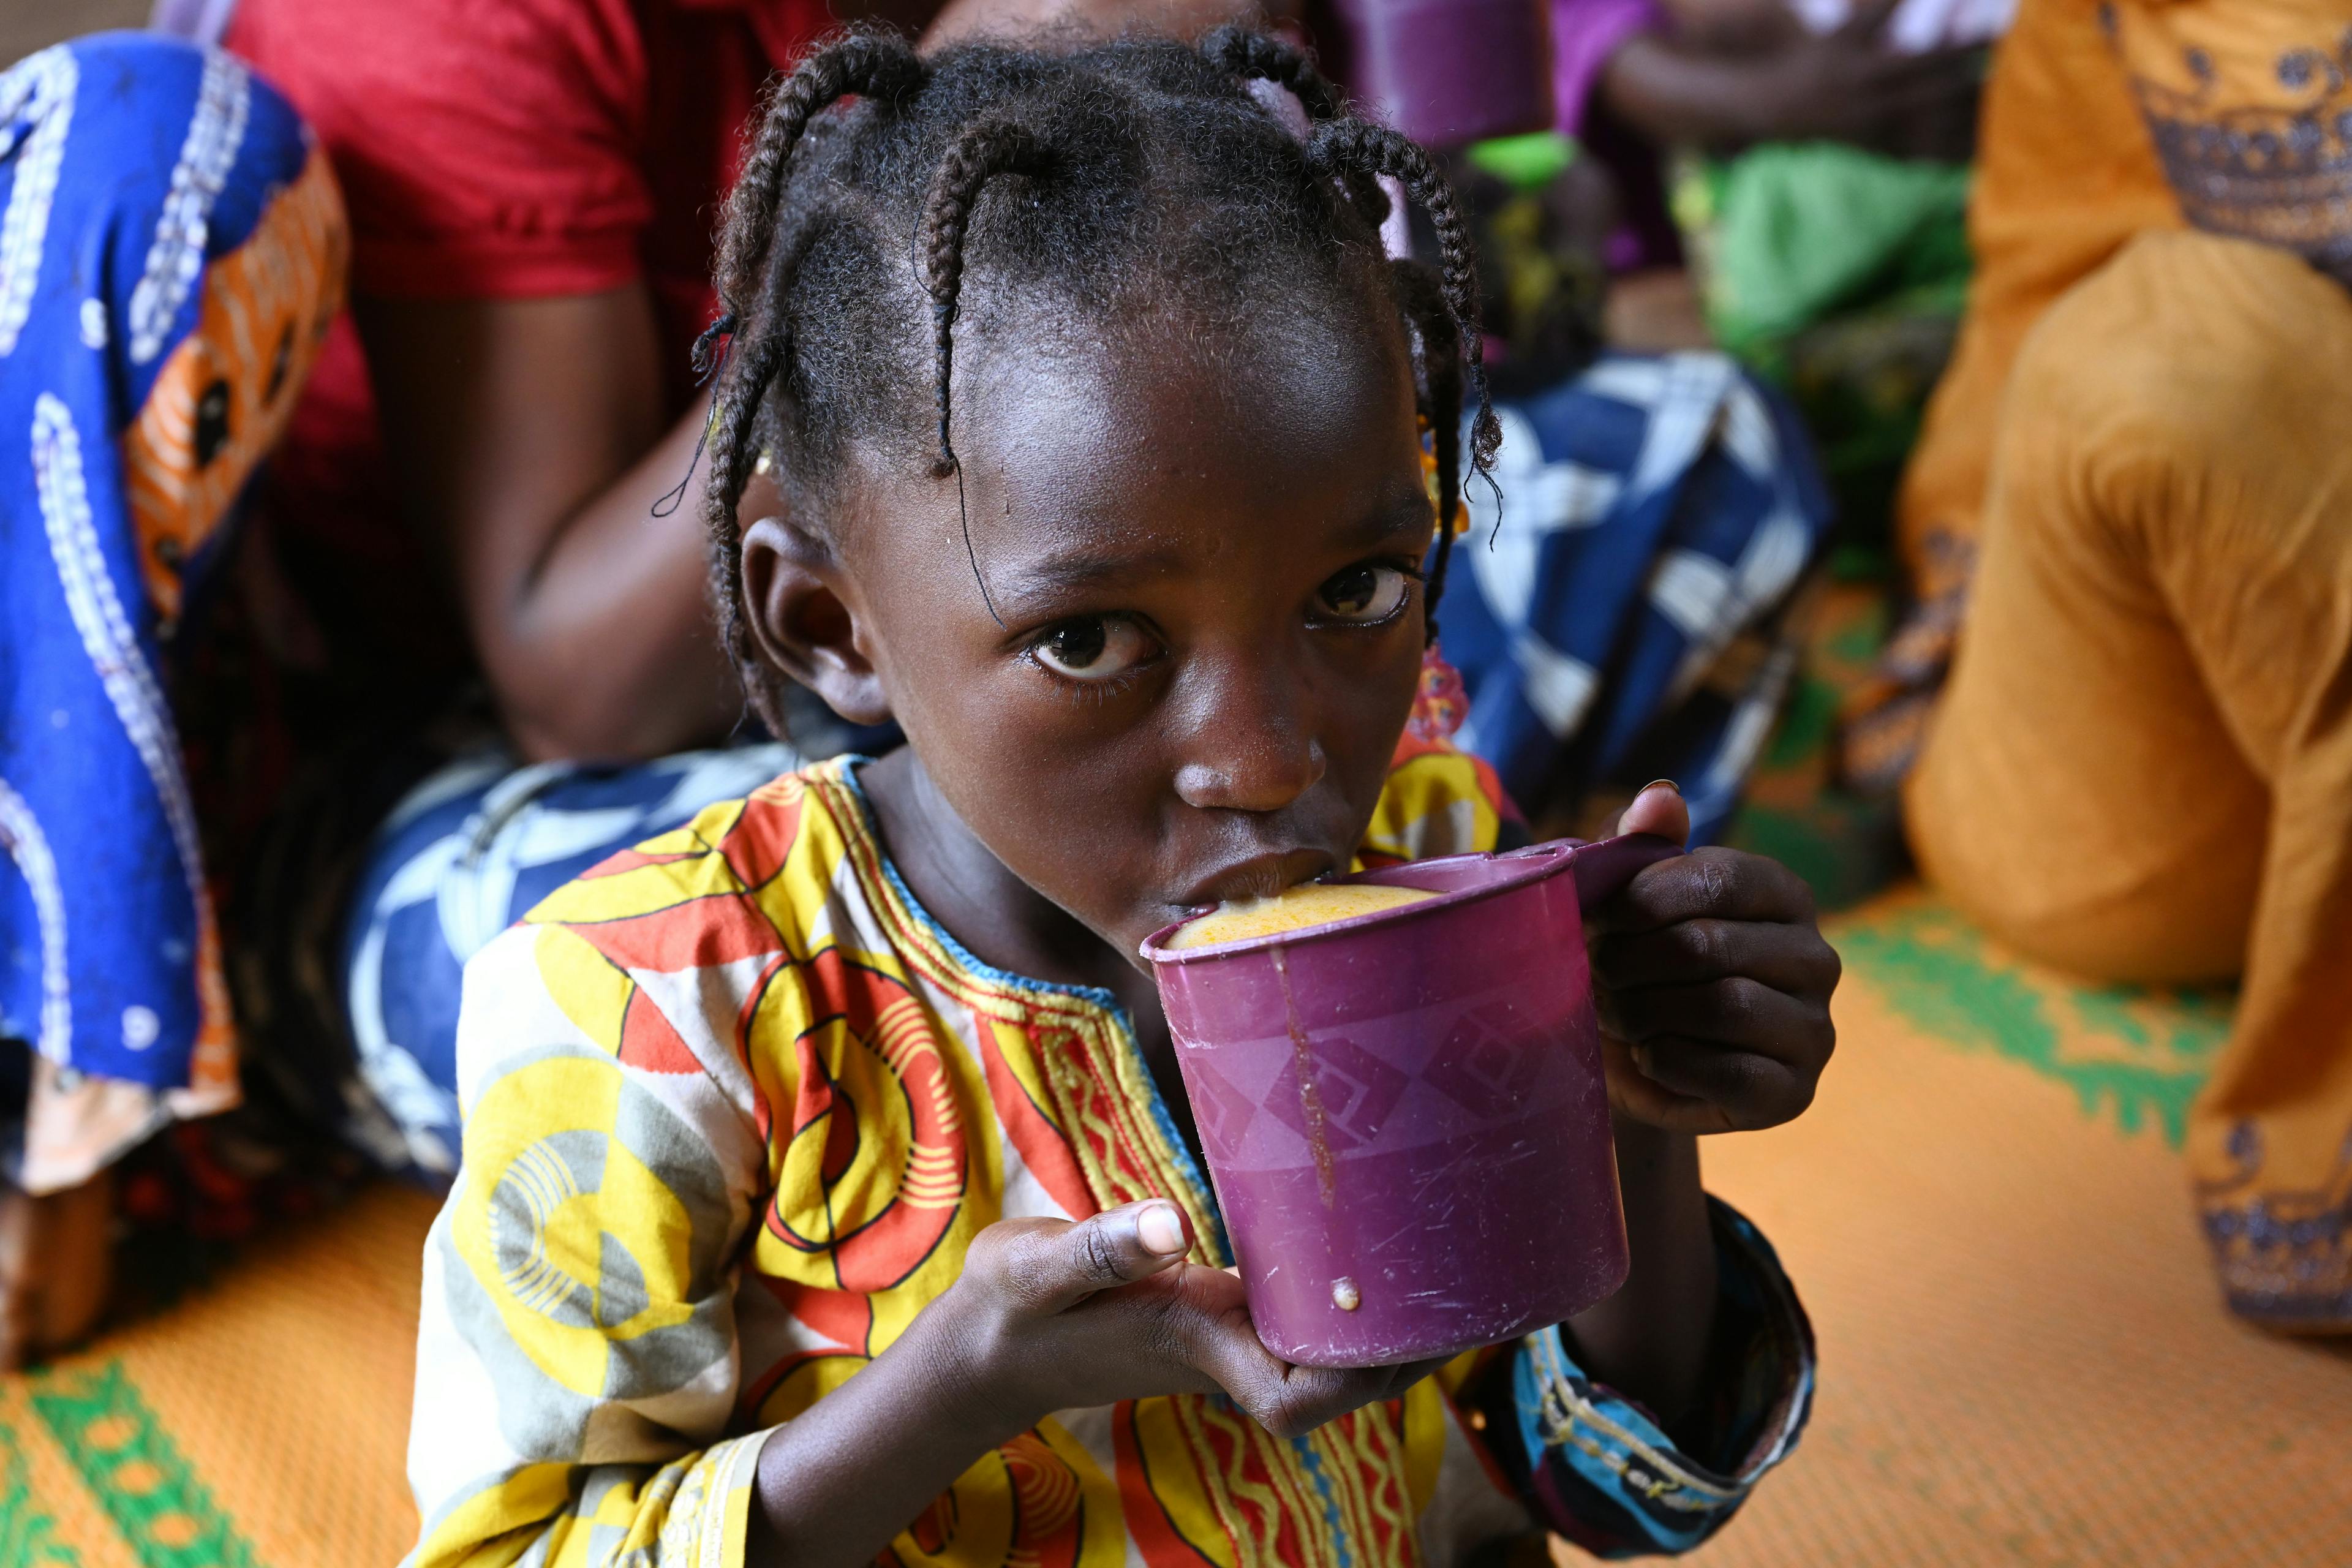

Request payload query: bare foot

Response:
[0,1170,114,1370]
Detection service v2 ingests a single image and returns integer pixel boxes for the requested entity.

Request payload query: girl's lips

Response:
[1175,847,1336,910]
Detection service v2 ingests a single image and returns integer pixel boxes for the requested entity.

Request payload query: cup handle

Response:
[1570,832,1685,910]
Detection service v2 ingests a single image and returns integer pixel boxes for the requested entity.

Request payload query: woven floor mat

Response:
[9,887,2346,1566]
[1679,897,2350,1567]
[6,1182,435,1566]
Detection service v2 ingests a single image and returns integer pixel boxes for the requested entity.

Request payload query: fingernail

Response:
[1641,778,1681,797]
[1630,1043,1658,1080]
[1136,1202,1186,1256]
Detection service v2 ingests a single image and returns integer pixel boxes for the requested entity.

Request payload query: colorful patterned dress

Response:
[405,750,1814,1567]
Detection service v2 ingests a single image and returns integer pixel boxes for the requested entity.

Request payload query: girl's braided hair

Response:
[702,24,1499,731]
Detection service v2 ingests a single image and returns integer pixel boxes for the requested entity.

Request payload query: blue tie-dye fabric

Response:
[1439,353,1832,844]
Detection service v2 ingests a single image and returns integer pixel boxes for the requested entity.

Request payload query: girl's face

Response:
[752,306,1436,962]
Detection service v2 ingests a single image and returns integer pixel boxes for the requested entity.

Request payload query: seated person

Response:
[2,0,907,1362]
[0,0,1831,1363]
[0,32,344,1363]
[403,30,1835,1564]
[320,2,1837,1181]
[1848,0,2352,1330]
[1548,0,1988,280]
[1534,0,1989,536]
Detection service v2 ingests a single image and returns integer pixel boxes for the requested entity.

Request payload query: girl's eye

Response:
[1314,564,1412,625]
[1031,615,1156,682]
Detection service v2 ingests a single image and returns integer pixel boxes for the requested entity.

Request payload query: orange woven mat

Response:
[6,1183,435,1566]
[1687,895,2352,1566]
[9,889,2349,1566]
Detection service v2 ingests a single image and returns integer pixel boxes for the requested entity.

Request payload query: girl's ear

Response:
[739,512,895,728]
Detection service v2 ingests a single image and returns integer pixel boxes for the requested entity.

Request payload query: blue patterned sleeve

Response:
[1502,1199,1816,1558]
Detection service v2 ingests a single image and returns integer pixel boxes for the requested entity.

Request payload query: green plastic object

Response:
[1683,143,1972,357]
[1466,131,1577,192]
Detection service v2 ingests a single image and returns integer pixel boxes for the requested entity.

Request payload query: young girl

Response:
[404,28,1835,1567]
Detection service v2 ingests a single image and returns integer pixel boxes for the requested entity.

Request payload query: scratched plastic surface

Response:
[1143,835,1681,1367]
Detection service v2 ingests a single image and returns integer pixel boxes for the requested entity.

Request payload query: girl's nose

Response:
[1172,668,1328,813]
[1174,747,1327,812]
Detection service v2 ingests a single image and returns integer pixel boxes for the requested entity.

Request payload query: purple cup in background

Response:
[1141,833,1681,1367]
[1326,0,1558,149]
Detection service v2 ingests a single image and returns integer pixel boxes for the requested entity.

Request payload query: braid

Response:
[1308,118,1502,494]
[699,26,924,731]
[1199,25,1345,120]
[714,29,925,323]
[695,29,1509,717]
[703,330,786,695]
[919,117,1050,478]
[919,116,1052,626]
[703,224,820,731]
[1200,28,1387,226]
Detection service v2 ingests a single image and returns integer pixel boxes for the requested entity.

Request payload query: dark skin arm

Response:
[1573,792,1840,1423]
[344,0,983,764]
[353,288,742,762]
[744,1193,1443,1566]
[1599,0,1981,162]
[354,0,1286,766]
[1568,1118,1719,1423]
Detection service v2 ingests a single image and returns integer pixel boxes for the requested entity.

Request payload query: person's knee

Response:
[2006,232,2343,484]
[1905,755,2260,987]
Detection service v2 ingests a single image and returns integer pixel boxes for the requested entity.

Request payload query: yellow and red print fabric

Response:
[406,743,1814,1565]
[404,746,1532,1568]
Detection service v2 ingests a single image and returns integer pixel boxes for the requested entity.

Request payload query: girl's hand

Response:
[929,1201,1442,1441]
[1585,783,1839,1134]
[749,1200,1434,1565]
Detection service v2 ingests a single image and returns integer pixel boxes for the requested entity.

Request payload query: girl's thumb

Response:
[1615,779,1691,845]
[1041,1201,1192,1307]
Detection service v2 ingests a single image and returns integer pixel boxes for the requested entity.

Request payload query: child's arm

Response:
[1599,2,1980,159]
[1573,785,1834,1422]
[1442,783,1830,1554]
[1567,1117,1721,1428]
[408,927,1435,1568]
[742,1207,1440,1562]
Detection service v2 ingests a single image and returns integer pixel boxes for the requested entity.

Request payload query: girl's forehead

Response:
[960,302,1418,477]
[837,301,1426,594]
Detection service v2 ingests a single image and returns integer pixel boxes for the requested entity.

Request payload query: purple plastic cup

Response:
[1141,833,1680,1367]
[1327,0,1558,149]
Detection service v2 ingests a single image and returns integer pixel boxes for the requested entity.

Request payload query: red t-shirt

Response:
[224,0,831,699]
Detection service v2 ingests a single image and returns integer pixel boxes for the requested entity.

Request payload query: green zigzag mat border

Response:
[0,1411,78,1568]
[28,1362,259,1568]
[1833,899,2234,1148]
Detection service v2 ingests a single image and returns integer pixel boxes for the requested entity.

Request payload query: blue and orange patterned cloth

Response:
[0,34,344,1191]
[404,749,1813,1566]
